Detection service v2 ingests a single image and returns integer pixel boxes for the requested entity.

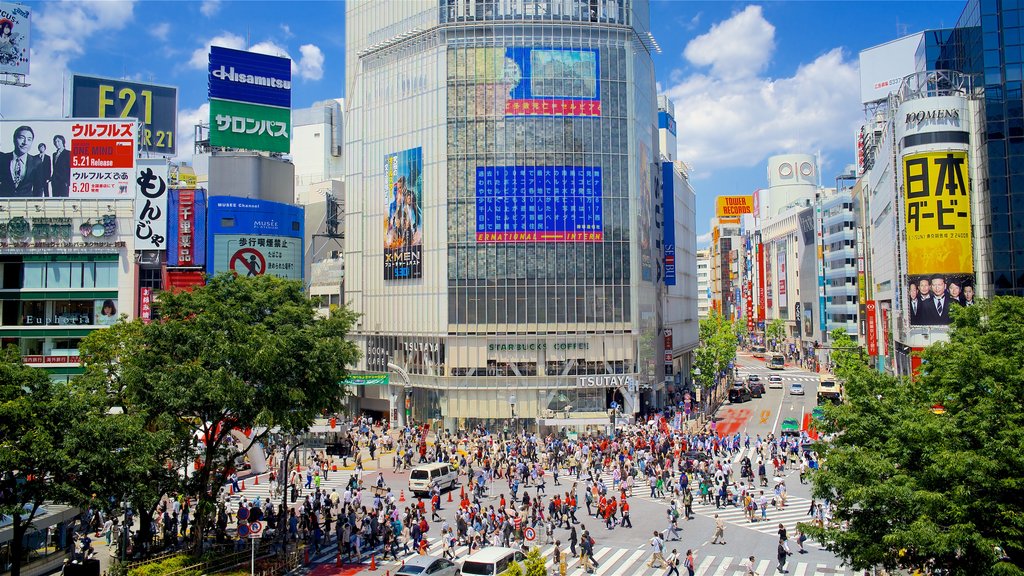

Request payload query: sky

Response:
[0,0,967,245]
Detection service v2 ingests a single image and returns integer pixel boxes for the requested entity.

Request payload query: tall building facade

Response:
[345,0,666,430]
[696,248,711,319]
[820,187,859,338]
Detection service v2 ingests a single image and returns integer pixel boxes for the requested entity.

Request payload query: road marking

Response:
[759,409,770,424]
[793,563,808,576]
[709,556,734,576]
[755,559,771,574]
[592,548,628,575]
[694,554,716,576]
[771,384,786,432]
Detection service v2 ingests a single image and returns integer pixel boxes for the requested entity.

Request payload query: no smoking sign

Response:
[229,248,266,276]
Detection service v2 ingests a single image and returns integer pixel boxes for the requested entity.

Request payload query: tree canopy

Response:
[77,273,360,547]
[695,310,737,394]
[805,297,1024,575]
[766,318,786,349]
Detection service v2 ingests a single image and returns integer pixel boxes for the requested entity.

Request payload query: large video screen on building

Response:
[475,165,603,242]
[211,234,301,280]
[0,120,136,199]
[384,147,423,280]
[903,150,975,326]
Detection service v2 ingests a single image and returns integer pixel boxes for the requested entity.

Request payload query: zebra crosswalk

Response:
[376,537,849,576]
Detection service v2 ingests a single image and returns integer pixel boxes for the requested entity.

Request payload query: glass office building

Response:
[344,0,663,431]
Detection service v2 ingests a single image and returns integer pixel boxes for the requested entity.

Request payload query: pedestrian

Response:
[741,555,759,576]
[665,548,680,576]
[647,530,667,568]
[683,549,696,576]
[777,537,792,573]
[710,514,726,545]
[568,524,579,558]
[796,528,808,554]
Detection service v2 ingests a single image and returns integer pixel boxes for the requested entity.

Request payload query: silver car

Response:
[396,555,460,576]
[789,382,805,396]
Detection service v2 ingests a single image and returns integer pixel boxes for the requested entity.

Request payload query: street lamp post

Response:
[693,367,702,417]
[509,394,517,436]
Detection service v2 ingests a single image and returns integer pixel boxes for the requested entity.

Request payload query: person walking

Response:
[646,530,667,568]
[741,555,759,576]
[682,549,696,576]
[664,548,680,576]
[580,527,596,573]
[776,537,792,573]
[710,514,726,545]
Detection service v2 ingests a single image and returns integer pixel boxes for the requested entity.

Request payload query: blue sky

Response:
[0,0,966,243]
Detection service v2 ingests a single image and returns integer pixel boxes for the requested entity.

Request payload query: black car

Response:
[729,385,753,403]
[747,380,765,397]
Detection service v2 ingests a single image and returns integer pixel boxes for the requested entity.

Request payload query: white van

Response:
[460,547,526,576]
[408,462,458,496]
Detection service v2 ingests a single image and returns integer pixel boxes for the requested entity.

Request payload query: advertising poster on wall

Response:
[71,75,179,156]
[802,302,813,337]
[212,234,301,280]
[453,47,601,117]
[95,298,119,326]
[716,195,754,218]
[0,120,135,199]
[777,239,788,314]
[209,99,290,154]
[475,165,602,242]
[384,147,423,280]
[903,150,974,326]
[638,142,653,281]
[765,241,773,310]
[134,159,169,251]
[0,2,30,75]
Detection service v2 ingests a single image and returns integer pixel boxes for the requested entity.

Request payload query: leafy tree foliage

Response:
[805,298,1024,575]
[766,318,786,350]
[695,310,737,397]
[525,547,547,576]
[78,274,360,547]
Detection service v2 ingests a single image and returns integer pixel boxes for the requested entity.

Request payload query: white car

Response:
[789,382,805,395]
[768,375,784,389]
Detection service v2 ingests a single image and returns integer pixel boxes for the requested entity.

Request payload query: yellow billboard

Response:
[903,151,973,275]
[716,195,754,218]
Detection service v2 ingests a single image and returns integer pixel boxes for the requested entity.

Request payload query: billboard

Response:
[384,147,423,280]
[716,195,754,218]
[212,234,301,279]
[859,33,921,104]
[662,162,676,285]
[95,298,119,326]
[166,189,207,266]
[0,120,135,199]
[0,2,29,75]
[777,240,788,314]
[209,98,290,154]
[903,150,974,326]
[133,159,169,251]
[866,300,879,355]
[456,47,600,117]
[71,75,178,156]
[208,46,291,108]
[475,165,602,242]
[639,141,653,282]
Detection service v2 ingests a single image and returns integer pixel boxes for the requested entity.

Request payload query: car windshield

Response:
[461,562,493,576]
[410,470,429,480]
[398,567,426,575]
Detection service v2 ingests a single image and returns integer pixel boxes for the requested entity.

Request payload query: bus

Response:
[752,345,767,359]
[767,353,785,369]
[817,376,844,405]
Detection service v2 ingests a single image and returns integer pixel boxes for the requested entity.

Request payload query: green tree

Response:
[804,298,1024,575]
[80,274,360,547]
[525,546,547,576]
[0,347,155,576]
[766,318,786,350]
[506,556,524,576]
[695,310,737,410]
[827,328,864,382]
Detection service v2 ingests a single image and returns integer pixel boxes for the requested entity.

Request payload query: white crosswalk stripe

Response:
[373,541,847,576]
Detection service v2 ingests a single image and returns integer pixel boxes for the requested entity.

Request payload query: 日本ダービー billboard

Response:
[384,147,423,280]
[903,150,974,326]
[0,120,136,199]
[71,75,179,156]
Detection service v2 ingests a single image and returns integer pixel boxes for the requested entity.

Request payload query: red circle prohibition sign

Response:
[230,248,267,276]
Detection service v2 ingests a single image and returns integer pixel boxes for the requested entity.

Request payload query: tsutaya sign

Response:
[577,374,636,389]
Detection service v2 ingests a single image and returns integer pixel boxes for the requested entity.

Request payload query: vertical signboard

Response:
[384,147,423,280]
[663,329,673,375]
[140,287,153,324]
[756,239,766,322]
[134,159,169,251]
[0,2,30,75]
[71,75,178,156]
[777,240,788,316]
[662,163,676,285]
[865,300,879,355]
[903,150,973,326]
[178,189,196,265]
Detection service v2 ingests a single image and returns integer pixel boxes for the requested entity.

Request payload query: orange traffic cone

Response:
[448,489,453,503]
[460,485,466,499]
[229,484,234,495]
[254,474,259,485]
[370,555,377,570]
[399,490,406,502]
[241,480,246,490]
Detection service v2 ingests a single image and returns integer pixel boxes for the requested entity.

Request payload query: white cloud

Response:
[1,1,136,119]
[174,102,209,164]
[667,7,862,177]
[188,32,245,69]
[200,0,221,17]
[280,24,294,39]
[149,22,171,42]
[683,5,774,80]
[297,44,325,81]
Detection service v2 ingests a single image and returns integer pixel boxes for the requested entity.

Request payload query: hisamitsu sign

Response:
[208,46,291,109]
